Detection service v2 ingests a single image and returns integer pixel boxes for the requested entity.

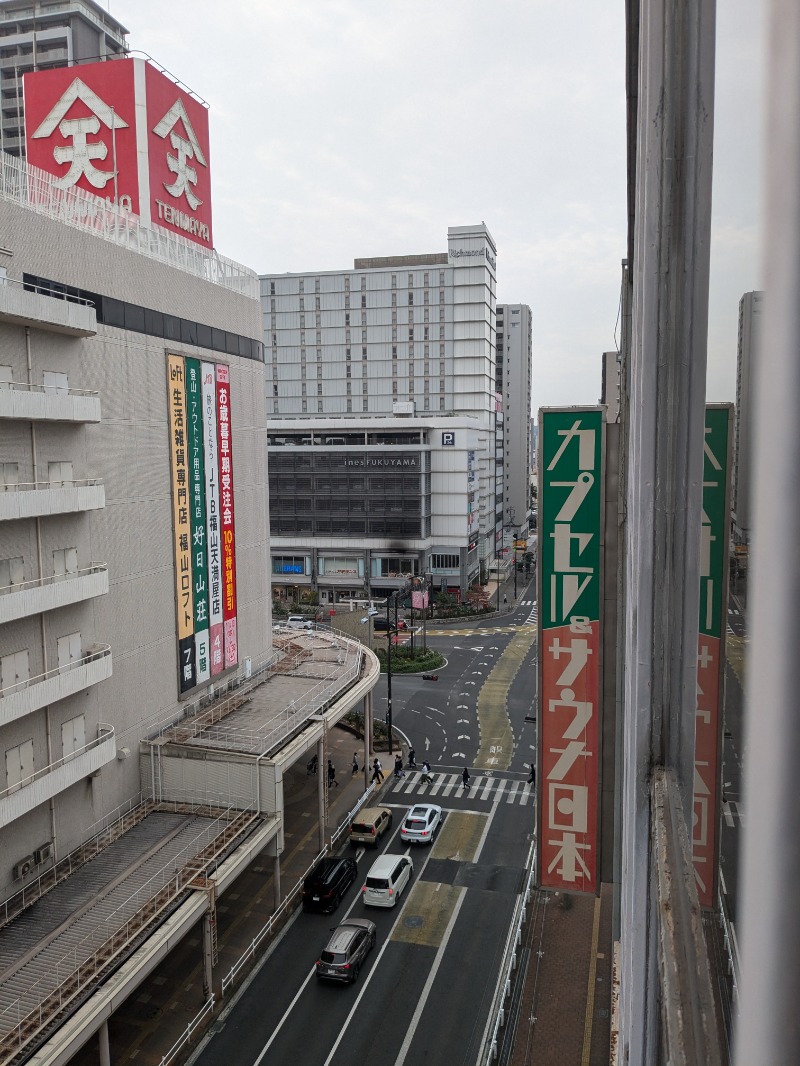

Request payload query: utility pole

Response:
[386,620,393,756]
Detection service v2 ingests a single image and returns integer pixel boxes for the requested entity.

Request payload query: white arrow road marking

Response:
[425,738,431,750]
[457,718,470,724]
[453,752,466,759]
[458,734,471,740]
[457,705,469,710]
[465,681,477,686]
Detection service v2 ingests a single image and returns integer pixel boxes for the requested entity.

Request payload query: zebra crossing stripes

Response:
[389,773,534,806]
[723,800,744,827]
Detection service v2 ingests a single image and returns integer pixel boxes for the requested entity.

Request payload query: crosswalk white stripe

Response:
[519,786,531,806]
[481,777,495,801]
[506,782,520,804]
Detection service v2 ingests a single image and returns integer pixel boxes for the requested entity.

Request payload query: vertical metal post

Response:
[316,736,325,852]
[736,2,800,1062]
[620,0,717,1060]
[273,853,281,909]
[386,622,393,756]
[98,1021,110,1066]
[202,913,213,999]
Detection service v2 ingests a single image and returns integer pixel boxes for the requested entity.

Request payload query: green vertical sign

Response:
[699,406,731,638]
[186,358,210,683]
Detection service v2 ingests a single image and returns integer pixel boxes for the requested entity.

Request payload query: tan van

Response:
[350,806,393,847]
[362,853,413,908]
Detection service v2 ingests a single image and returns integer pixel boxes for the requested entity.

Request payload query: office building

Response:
[496,303,532,531]
[262,223,533,601]
[0,0,129,158]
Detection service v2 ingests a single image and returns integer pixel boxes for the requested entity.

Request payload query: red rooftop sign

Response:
[24,58,213,249]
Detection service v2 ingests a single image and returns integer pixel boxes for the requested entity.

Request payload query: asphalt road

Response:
[194,588,538,1066]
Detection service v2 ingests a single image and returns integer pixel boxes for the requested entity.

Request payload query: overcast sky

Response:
[118,0,765,412]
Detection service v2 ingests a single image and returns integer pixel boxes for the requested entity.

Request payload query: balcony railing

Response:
[0,376,101,423]
[0,478,104,520]
[0,563,108,625]
[0,273,97,335]
[0,644,112,727]
[0,726,116,830]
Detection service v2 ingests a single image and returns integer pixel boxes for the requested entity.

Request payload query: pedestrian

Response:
[527,763,536,786]
[408,747,417,769]
[462,766,471,789]
[352,752,359,776]
[306,754,317,776]
[503,594,508,610]
[420,760,433,784]
[394,753,404,778]
[371,758,384,784]
[327,759,338,788]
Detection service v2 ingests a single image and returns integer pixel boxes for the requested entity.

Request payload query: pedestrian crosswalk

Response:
[387,771,535,806]
[520,599,538,625]
[723,799,744,827]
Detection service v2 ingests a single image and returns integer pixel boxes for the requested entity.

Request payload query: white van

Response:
[286,615,313,630]
[362,853,413,908]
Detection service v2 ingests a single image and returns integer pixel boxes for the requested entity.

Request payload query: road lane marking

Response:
[392,889,467,1066]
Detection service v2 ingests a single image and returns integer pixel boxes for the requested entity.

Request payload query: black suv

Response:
[315,918,376,983]
[302,856,358,914]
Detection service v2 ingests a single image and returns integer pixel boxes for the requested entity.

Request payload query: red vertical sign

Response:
[216,365,238,668]
[537,409,604,893]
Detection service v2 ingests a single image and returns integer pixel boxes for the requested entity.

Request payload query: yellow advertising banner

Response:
[167,355,194,646]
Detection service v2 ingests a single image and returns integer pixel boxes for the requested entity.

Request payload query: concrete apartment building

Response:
[733,290,762,547]
[495,303,532,533]
[262,224,532,603]
[0,24,380,1061]
[0,0,129,158]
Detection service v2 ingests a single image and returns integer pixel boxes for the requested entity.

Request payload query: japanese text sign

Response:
[693,405,732,907]
[538,409,604,894]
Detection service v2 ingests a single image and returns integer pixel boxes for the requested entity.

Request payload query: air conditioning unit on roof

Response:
[13,856,34,880]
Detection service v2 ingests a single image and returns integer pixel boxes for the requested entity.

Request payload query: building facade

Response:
[496,303,532,533]
[0,150,270,897]
[0,0,129,158]
[733,290,762,546]
[262,223,515,600]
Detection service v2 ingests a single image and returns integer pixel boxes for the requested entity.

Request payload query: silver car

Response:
[400,803,443,844]
[315,918,377,983]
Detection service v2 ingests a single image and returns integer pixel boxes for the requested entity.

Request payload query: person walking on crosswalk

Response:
[462,766,471,790]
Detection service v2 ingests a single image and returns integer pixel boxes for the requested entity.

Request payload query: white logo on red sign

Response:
[152,98,207,210]
[31,77,129,191]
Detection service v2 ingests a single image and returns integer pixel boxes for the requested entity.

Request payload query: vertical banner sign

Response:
[202,362,224,675]
[537,408,604,893]
[186,359,210,684]
[693,404,732,907]
[216,365,238,668]
[167,356,195,693]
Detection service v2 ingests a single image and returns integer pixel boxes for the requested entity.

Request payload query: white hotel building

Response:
[262,223,530,604]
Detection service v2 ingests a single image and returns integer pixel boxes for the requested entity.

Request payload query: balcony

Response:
[0,276,97,336]
[0,726,116,829]
[0,645,112,727]
[0,479,105,521]
[0,380,101,423]
[0,564,108,625]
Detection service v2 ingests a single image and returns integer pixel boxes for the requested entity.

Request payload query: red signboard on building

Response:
[24,62,140,212]
[537,409,604,894]
[24,58,213,249]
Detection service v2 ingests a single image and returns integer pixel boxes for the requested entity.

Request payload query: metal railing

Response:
[718,872,740,1011]
[0,150,258,299]
[221,783,376,997]
[0,273,96,309]
[0,725,114,803]
[479,839,537,1065]
[0,643,110,700]
[0,561,107,598]
[0,805,255,1056]
[158,996,215,1066]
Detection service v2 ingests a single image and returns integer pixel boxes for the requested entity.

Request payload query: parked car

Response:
[350,806,393,847]
[302,856,357,913]
[315,918,376,983]
[372,617,408,632]
[400,804,443,844]
[287,615,314,630]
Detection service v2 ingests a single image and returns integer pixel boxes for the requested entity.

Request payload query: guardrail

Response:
[0,562,107,598]
[718,871,740,1010]
[221,782,377,998]
[158,995,215,1066]
[0,643,111,699]
[479,839,537,1065]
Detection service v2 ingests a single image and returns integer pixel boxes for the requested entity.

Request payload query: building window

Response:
[345,313,350,325]
[439,287,445,302]
[346,399,352,412]
[361,294,366,308]
[424,290,429,304]
[424,327,429,340]
[407,273,413,287]
[346,366,351,378]
[440,397,446,411]
[361,330,367,343]
[360,275,366,291]
[362,347,367,358]
[392,346,397,359]
[315,277,320,293]
[362,381,368,394]
[392,292,397,307]
[431,553,460,569]
[362,399,368,412]
[346,382,352,395]
[439,326,445,339]
[345,295,350,309]
[408,292,413,305]
[300,314,305,328]
[391,274,397,288]
[317,365,322,378]
[316,348,322,360]
[439,361,445,375]
[423,272,429,286]
[440,307,445,321]
[273,384,279,396]
[317,384,323,396]
[439,379,445,392]
[270,281,275,295]
[344,276,350,291]
[273,400,279,414]
[318,400,324,412]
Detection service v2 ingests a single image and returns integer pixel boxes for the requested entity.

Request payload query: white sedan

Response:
[400,804,443,844]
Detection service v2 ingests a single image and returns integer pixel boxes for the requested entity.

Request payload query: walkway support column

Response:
[98,1020,110,1066]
